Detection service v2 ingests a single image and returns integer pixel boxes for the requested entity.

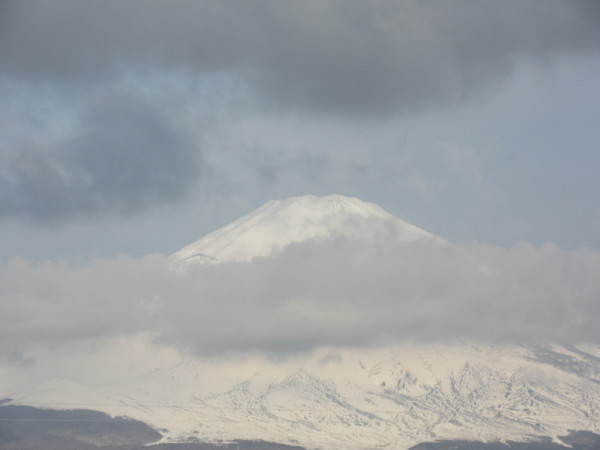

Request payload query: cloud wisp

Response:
[2,238,599,360]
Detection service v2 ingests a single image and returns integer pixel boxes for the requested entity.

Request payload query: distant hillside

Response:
[0,405,305,449]
[3,405,600,449]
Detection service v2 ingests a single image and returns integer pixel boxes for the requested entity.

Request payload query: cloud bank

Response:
[2,239,599,360]
[2,0,599,115]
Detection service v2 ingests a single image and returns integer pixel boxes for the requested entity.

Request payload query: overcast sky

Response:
[1,0,599,261]
[1,1,600,360]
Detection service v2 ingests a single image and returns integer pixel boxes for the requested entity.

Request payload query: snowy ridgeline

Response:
[170,194,445,268]
[6,342,600,449]
[2,406,600,450]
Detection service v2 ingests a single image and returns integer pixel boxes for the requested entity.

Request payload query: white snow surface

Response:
[6,341,600,449]
[170,194,444,267]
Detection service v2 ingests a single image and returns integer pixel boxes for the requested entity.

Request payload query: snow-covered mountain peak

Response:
[170,194,443,267]
[268,194,388,218]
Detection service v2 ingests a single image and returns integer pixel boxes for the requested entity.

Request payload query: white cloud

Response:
[2,238,599,362]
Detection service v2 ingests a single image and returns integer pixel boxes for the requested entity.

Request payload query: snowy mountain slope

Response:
[6,342,600,449]
[170,194,444,268]
[5,195,600,449]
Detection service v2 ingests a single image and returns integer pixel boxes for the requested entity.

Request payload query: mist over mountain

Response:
[1,195,600,448]
[2,0,599,447]
[2,194,598,356]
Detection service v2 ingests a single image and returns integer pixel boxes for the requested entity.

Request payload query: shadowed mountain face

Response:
[409,430,600,450]
[0,406,305,449]
[0,405,160,448]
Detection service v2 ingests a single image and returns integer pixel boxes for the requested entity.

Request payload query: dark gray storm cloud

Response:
[1,0,599,222]
[1,0,599,114]
[0,93,199,221]
[1,239,599,356]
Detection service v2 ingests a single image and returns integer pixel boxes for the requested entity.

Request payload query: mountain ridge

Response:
[171,194,443,268]
[6,342,600,449]
[4,195,600,449]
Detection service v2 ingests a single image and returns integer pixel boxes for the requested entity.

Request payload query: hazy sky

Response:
[1,1,600,359]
